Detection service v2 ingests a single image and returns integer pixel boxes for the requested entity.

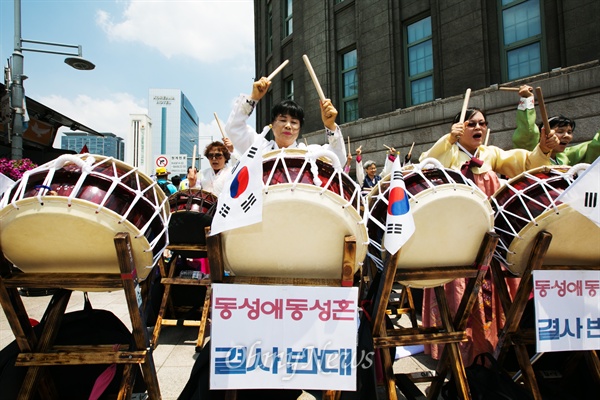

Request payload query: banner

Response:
[210,284,358,390]
[533,270,600,352]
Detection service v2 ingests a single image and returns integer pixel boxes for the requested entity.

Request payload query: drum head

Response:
[221,183,368,280]
[507,204,600,271]
[0,197,155,280]
[368,169,494,288]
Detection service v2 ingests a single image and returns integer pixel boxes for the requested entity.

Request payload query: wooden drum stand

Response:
[0,232,161,400]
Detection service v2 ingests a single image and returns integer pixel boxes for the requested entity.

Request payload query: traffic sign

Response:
[154,154,187,175]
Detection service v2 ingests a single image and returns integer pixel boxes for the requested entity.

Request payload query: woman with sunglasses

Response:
[511,86,600,165]
[224,76,346,165]
[199,138,236,196]
[421,107,558,194]
[418,107,558,367]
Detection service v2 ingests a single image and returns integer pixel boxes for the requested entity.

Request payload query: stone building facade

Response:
[253,0,599,168]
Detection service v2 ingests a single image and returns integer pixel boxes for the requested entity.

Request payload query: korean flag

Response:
[556,158,600,228]
[210,127,268,235]
[384,156,415,255]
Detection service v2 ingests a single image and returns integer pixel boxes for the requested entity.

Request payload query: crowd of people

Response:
[156,77,598,368]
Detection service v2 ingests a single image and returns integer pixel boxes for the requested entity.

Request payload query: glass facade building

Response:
[61,132,124,160]
[148,89,199,170]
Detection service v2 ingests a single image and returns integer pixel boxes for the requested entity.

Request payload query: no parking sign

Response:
[154,154,187,175]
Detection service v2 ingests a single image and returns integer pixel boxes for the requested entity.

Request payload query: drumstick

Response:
[304,138,308,146]
[383,144,392,151]
[213,112,227,139]
[484,128,491,147]
[347,136,351,154]
[266,59,289,81]
[407,142,415,158]
[302,54,326,101]
[535,87,551,137]
[191,144,197,173]
[458,88,472,123]
[498,87,521,92]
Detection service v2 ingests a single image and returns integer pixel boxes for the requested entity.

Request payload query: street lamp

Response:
[8,0,95,160]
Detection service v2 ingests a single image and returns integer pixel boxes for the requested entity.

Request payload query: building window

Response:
[406,16,433,106]
[501,0,542,80]
[283,0,293,38]
[285,77,294,100]
[266,3,273,55]
[340,49,358,123]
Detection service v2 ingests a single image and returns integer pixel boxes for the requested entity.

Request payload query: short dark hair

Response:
[204,141,231,162]
[538,114,576,132]
[271,100,305,127]
[453,107,486,124]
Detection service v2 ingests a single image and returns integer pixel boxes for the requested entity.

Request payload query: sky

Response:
[0,0,256,149]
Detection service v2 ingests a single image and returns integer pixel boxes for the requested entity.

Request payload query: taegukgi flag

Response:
[556,158,600,228]
[384,155,415,255]
[210,127,268,235]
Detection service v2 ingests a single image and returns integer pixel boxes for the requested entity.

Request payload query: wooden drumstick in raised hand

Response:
[191,144,197,174]
[347,136,351,154]
[498,87,521,92]
[214,112,227,139]
[458,88,472,123]
[535,87,551,137]
[405,142,415,164]
[484,128,491,147]
[266,59,289,81]
[302,54,326,101]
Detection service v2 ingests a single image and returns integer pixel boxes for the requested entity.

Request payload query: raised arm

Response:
[512,85,539,151]
[320,98,347,165]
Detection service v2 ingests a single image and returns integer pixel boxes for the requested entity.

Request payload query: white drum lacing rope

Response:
[493,169,565,241]
[366,239,385,271]
[492,165,586,263]
[9,154,97,209]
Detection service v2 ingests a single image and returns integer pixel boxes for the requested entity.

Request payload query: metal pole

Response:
[11,0,24,160]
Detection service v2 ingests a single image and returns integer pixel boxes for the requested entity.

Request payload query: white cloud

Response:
[96,1,255,63]
[39,93,147,147]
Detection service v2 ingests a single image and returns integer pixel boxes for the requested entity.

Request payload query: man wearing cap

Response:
[156,166,178,195]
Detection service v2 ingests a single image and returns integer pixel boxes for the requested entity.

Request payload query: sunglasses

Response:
[466,120,488,128]
[207,153,224,159]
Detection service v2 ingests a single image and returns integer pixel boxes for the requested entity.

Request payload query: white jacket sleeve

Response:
[321,126,347,167]
[356,158,365,186]
[224,94,259,156]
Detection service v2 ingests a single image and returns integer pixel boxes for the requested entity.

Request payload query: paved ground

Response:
[0,289,439,400]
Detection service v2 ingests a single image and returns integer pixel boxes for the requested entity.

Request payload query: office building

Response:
[61,131,124,160]
[127,114,153,177]
[148,89,199,172]
[253,0,600,165]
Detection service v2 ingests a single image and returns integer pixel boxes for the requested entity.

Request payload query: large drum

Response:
[491,164,600,275]
[0,154,169,281]
[220,148,368,280]
[168,189,217,257]
[367,158,494,288]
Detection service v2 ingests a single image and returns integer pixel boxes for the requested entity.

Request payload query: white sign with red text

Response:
[533,270,600,352]
[210,284,358,391]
